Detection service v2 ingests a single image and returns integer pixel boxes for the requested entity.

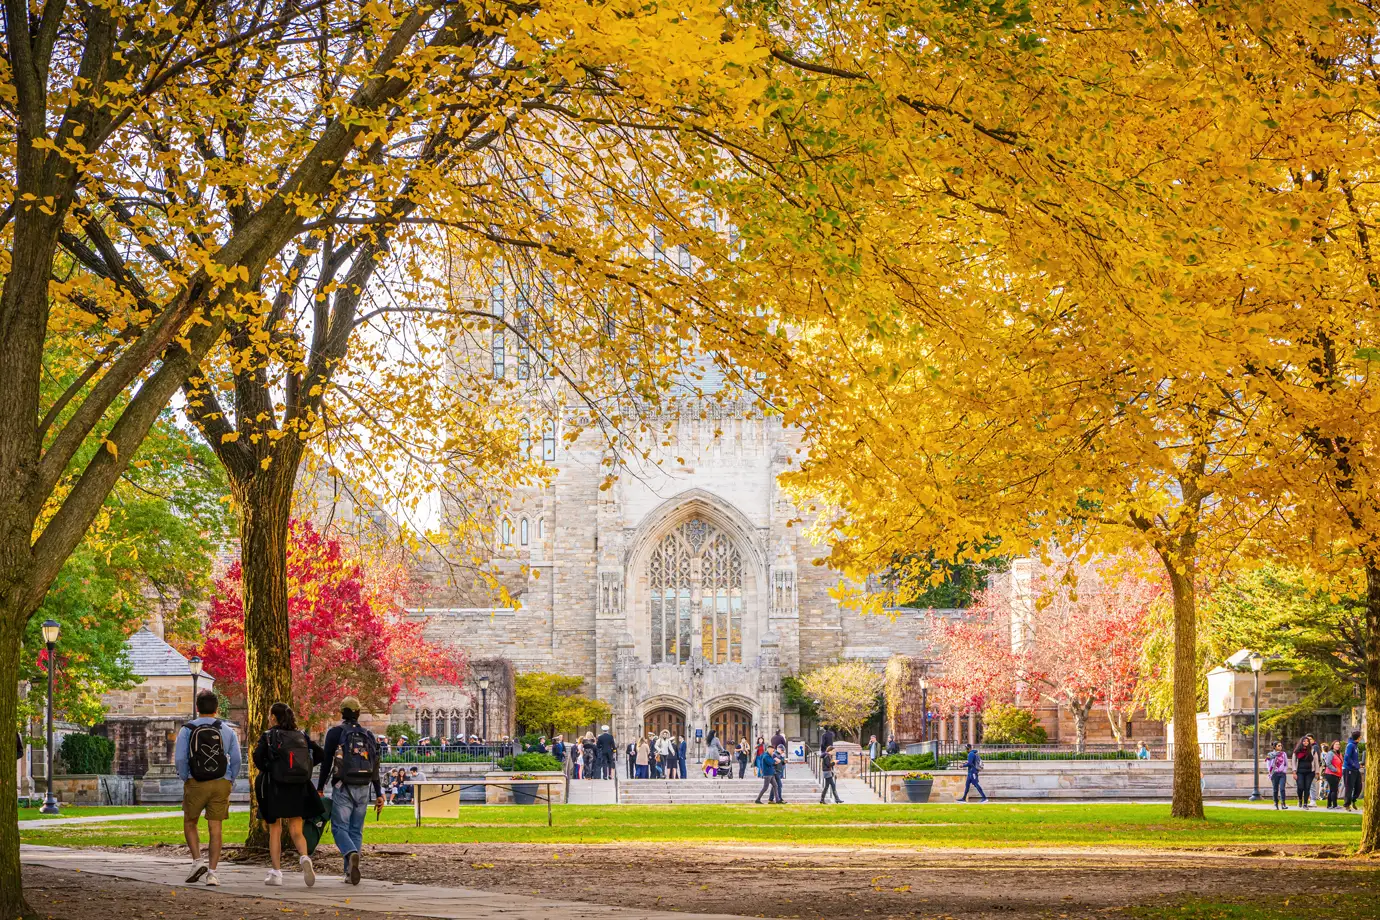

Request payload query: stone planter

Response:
[511,782,540,805]
[900,779,933,803]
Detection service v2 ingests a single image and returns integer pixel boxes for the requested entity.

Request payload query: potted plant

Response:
[900,771,934,803]
[509,773,541,805]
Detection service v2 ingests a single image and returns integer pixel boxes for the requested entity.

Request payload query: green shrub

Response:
[385,722,419,744]
[872,753,951,771]
[978,750,1138,761]
[59,733,114,774]
[498,752,563,772]
[981,704,1049,744]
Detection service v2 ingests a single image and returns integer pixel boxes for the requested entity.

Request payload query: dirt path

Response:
[21,865,436,920]
[119,841,1380,919]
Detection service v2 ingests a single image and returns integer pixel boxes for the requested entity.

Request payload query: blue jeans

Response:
[635,764,648,778]
[1271,772,1288,806]
[330,784,371,860]
[961,772,986,801]
[678,757,687,778]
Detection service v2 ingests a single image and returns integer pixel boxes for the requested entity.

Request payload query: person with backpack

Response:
[175,690,242,887]
[819,745,843,804]
[317,696,382,886]
[959,743,988,803]
[252,702,326,887]
[1344,730,1363,812]
[754,744,778,804]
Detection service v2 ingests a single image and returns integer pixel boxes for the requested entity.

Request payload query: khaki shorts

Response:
[183,778,232,822]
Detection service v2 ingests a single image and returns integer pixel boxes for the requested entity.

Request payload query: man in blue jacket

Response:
[754,747,778,804]
[1343,730,1363,812]
[959,744,988,803]
[676,736,688,780]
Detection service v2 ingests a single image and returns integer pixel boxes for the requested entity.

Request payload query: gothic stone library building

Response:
[402,397,937,745]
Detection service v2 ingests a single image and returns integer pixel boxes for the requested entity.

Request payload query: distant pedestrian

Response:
[317,696,383,886]
[771,729,786,751]
[1266,741,1289,809]
[1323,740,1344,809]
[677,735,688,780]
[772,746,787,803]
[176,690,241,887]
[1294,736,1314,809]
[819,746,843,804]
[635,737,650,778]
[867,734,879,762]
[1136,742,1150,760]
[819,727,836,755]
[595,725,616,780]
[1343,730,1362,812]
[736,739,749,778]
[754,745,778,804]
[252,702,325,888]
[959,743,987,803]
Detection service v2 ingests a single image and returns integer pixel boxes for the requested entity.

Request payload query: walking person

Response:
[772,745,787,803]
[736,739,749,779]
[252,702,326,887]
[819,745,843,804]
[959,743,988,803]
[1323,740,1344,809]
[754,744,778,804]
[1294,735,1315,809]
[317,696,383,886]
[867,734,880,762]
[819,726,836,755]
[176,690,241,886]
[1266,741,1290,810]
[1343,730,1363,812]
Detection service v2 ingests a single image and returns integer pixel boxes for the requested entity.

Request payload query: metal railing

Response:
[380,742,518,766]
[1166,741,1229,761]
[931,742,1159,761]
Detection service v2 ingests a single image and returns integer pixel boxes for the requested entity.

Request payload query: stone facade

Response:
[407,395,946,744]
[101,676,203,721]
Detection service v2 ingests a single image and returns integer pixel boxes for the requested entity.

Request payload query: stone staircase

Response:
[617,776,827,804]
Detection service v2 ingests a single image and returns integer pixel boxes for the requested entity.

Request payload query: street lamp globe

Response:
[41,619,60,645]
[188,655,203,677]
[1248,651,1265,673]
[918,677,929,691]
[478,675,490,692]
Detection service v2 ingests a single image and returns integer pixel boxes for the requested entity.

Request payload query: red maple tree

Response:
[931,559,1160,748]
[195,520,465,731]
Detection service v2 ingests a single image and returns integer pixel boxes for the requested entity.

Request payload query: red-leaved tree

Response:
[931,558,1161,749]
[196,520,465,732]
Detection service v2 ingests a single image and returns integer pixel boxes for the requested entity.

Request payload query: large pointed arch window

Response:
[647,518,743,664]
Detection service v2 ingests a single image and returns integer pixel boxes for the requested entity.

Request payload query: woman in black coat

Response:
[252,702,326,886]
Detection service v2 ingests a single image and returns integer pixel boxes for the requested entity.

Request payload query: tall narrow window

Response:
[519,518,530,546]
[537,518,546,539]
[490,283,505,378]
[541,419,556,462]
[500,518,512,545]
[516,281,531,380]
[651,227,666,262]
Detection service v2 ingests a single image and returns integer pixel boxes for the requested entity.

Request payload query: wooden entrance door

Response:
[643,707,685,738]
[710,707,752,747]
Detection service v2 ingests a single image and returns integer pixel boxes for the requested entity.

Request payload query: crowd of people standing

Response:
[1266,731,1364,811]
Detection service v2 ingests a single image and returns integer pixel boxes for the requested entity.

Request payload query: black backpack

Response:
[334,722,377,786]
[185,720,229,782]
[269,728,314,784]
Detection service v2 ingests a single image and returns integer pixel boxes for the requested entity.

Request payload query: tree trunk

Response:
[236,474,296,852]
[1106,705,1125,749]
[0,595,33,920]
[1073,703,1089,753]
[1166,566,1205,819]
[1359,559,1380,854]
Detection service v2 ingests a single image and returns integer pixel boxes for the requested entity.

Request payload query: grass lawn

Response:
[18,806,176,821]
[1127,891,1380,920]
[16,802,1364,850]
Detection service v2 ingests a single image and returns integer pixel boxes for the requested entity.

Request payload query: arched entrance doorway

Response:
[710,707,752,747]
[643,707,686,738]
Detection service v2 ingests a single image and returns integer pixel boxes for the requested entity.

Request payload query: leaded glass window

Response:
[647,519,743,665]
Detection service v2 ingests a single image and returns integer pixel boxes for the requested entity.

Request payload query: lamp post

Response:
[478,675,490,741]
[1248,651,1265,801]
[188,656,203,718]
[40,619,60,815]
[919,676,930,742]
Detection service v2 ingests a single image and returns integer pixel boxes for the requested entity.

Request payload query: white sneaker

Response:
[186,860,208,883]
[300,856,315,887]
[265,869,283,887]
[205,869,220,887]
